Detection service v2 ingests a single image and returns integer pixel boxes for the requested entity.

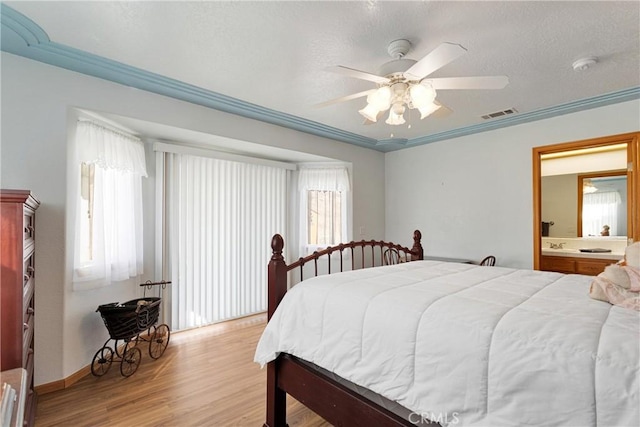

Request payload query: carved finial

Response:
[271,234,284,259]
[411,229,424,260]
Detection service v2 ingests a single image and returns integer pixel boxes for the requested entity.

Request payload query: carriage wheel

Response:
[120,343,142,377]
[91,346,114,377]
[149,324,170,359]
[113,339,124,358]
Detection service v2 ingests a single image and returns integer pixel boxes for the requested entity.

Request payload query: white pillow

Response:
[624,242,640,269]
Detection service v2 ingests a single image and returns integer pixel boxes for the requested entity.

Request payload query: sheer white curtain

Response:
[298,167,350,256]
[164,153,287,330]
[298,168,350,192]
[583,191,621,236]
[73,121,147,290]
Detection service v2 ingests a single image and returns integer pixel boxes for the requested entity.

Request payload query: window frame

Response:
[297,166,352,257]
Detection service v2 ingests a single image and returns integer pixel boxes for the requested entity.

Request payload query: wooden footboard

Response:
[264,231,424,427]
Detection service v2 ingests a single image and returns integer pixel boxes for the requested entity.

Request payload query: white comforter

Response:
[255,261,640,427]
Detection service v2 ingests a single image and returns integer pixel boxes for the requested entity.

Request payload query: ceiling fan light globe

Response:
[583,179,598,193]
[368,86,392,110]
[385,113,406,126]
[419,81,436,93]
[583,185,597,194]
[359,103,380,122]
[410,83,436,107]
[385,104,406,125]
[417,103,441,120]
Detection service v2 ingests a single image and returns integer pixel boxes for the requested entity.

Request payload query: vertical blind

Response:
[164,153,287,330]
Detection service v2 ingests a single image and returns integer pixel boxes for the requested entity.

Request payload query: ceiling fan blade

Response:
[426,76,509,90]
[404,42,467,81]
[326,65,390,84]
[431,101,453,118]
[314,89,377,108]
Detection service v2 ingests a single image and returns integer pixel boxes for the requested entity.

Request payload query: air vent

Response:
[481,108,518,120]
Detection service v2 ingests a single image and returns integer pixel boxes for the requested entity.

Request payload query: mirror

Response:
[541,169,627,238]
[577,171,627,237]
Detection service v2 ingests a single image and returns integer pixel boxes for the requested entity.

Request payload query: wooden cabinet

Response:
[540,255,616,276]
[1,190,39,427]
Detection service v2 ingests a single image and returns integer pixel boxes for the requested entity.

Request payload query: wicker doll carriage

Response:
[91,291,170,377]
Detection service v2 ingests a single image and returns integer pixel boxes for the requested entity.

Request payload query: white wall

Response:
[542,174,579,237]
[0,52,385,385]
[385,100,640,269]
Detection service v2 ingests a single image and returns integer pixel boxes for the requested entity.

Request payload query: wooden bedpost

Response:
[267,234,288,320]
[411,229,424,261]
[265,234,288,427]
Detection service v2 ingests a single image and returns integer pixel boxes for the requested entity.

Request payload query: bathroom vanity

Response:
[540,237,625,275]
[540,254,618,275]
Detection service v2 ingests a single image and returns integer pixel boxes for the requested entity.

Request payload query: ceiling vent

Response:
[481,108,518,120]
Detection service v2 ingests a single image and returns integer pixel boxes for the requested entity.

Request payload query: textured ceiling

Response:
[4,1,640,149]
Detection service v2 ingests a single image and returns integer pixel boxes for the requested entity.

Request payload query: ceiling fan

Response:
[317,39,509,126]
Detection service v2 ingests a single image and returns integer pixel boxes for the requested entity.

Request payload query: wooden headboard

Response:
[266,230,424,319]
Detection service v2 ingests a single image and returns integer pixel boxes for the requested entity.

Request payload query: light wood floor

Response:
[35,314,331,427]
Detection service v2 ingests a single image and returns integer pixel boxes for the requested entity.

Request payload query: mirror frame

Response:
[577,170,627,237]
[532,132,639,270]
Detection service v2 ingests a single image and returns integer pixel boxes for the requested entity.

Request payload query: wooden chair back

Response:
[383,248,400,265]
[480,255,496,266]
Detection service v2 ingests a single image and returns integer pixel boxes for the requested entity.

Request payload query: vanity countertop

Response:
[541,248,623,261]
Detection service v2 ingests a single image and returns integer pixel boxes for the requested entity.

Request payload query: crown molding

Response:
[0,4,50,45]
[376,138,409,147]
[0,5,378,150]
[405,87,640,148]
[2,5,638,153]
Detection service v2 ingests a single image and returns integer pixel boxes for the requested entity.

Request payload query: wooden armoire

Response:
[1,189,40,426]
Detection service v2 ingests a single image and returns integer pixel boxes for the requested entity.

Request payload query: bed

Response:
[255,231,639,427]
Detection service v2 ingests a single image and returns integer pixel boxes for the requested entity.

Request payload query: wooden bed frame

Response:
[264,230,425,427]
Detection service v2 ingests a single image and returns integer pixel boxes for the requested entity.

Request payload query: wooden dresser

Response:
[1,190,40,426]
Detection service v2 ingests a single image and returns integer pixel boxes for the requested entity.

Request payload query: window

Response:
[298,167,350,255]
[583,191,622,236]
[73,120,147,289]
[307,189,343,246]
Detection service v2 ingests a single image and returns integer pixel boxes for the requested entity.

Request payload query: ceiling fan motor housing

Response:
[379,39,418,78]
[387,39,412,58]
[378,59,419,79]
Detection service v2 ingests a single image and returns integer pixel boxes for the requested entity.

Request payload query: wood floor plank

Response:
[35,314,331,427]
